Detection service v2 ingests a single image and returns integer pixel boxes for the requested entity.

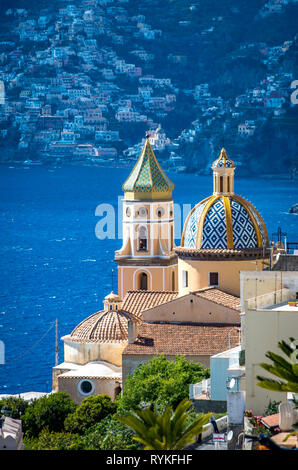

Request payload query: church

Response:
[52,137,270,403]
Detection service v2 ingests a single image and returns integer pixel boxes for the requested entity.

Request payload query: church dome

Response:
[69,309,137,343]
[181,149,269,250]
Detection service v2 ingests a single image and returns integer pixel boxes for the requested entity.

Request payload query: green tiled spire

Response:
[123,137,174,200]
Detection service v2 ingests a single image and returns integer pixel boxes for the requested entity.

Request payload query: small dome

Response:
[212,148,235,169]
[69,309,137,343]
[104,291,121,301]
[181,194,268,250]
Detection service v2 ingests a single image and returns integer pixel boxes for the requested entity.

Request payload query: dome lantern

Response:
[212,148,235,195]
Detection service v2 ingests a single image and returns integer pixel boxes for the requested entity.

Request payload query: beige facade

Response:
[178,257,265,297]
[62,338,127,366]
[242,271,298,415]
[115,198,178,298]
[142,290,240,325]
[57,376,120,405]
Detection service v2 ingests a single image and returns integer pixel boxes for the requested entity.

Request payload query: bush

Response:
[24,428,85,450]
[117,354,210,414]
[0,397,29,419]
[81,415,140,450]
[64,395,117,435]
[22,392,77,438]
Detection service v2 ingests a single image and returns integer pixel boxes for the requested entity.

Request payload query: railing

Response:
[189,378,211,399]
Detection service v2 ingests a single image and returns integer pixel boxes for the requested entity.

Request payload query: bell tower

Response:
[115,136,178,299]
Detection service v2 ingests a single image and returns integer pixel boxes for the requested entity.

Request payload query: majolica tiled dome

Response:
[69,309,136,343]
[122,137,174,201]
[181,149,269,250]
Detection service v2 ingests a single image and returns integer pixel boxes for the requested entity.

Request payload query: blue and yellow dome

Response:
[181,149,269,250]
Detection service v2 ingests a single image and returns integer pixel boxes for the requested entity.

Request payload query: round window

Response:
[78,379,95,396]
[138,206,147,217]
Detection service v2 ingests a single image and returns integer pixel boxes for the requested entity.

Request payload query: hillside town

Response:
[0,0,297,173]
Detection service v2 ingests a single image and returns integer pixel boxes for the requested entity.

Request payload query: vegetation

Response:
[256,338,298,395]
[117,354,210,414]
[0,355,211,450]
[22,392,77,438]
[64,395,117,435]
[117,397,211,450]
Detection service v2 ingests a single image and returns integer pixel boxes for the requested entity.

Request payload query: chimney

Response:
[128,320,138,344]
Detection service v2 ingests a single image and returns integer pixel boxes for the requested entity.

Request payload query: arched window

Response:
[220,176,223,193]
[139,272,148,290]
[172,271,175,291]
[227,176,230,193]
[138,226,147,252]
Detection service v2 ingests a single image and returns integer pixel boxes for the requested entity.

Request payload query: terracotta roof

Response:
[123,323,240,356]
[261,413,280,429]
[65,309,140,343]
[175,247,270,259]
[122,290,178,318]
[193,287,241,311]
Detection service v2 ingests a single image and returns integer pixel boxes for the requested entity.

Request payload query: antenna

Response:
[55,318,59,366]
[111,268,114,292]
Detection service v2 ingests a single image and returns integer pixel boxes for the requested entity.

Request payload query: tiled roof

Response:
[261,413,280,429]
[65,309,139,343]
[122,137,174,199]
[123,323,240,356]
[122,290,178,318]
[193,287,241,311]
[175,247,269,260]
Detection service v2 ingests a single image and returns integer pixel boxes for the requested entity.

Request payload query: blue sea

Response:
[0,164,297,394]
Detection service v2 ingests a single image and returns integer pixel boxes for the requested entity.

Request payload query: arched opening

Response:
[170,225,174,250]
[139,272,148,290]
[114,384,122,398]
[137,226,148,252]
[220,176,223,193]
[227,176,230,193]
[172,271,175,291]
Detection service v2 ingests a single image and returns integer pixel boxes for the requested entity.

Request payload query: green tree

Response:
[256,338,298,394]
[64,395,117,435]
[0,397,29,419]
[117,354,209,413]
[117,397,211,450]
[22,392,77,438]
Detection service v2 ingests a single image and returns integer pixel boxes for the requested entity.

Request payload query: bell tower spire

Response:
[115,136,177,299]
[212,148,235,195]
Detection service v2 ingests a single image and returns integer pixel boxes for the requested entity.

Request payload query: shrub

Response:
[22,392,77,438]
[64,394,117,435]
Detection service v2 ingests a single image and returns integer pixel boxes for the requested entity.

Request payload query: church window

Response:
[172,271,175,291]
[78,379,95,396]
[156,207,164,217]
[209,272,219,286]
[139,272,148,290]
[182,270,188,288]
[137,226,148,251]
[126,207,131,217]
[220,176,223,193]
[227,176,230,193]
[138,206,147,218]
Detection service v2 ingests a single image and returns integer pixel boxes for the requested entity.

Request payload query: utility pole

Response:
[55,318,59,366]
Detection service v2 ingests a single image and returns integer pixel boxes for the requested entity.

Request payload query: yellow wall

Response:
[244,304,297,415]
[178,258,265,297]
[118,263,177,298]
[63,339,127,366]
[58,376,120,404]
[142,293,240,324]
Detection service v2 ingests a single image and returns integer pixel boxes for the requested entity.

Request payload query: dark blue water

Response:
[0,164,297,394]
